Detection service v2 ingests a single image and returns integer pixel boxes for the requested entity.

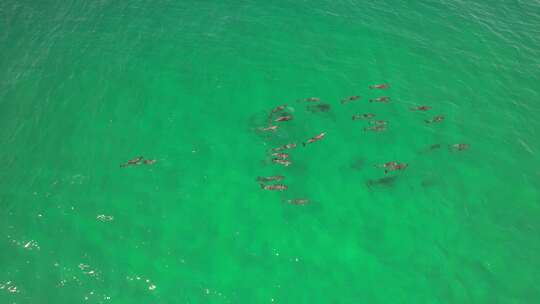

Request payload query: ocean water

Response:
[1,0,540,303]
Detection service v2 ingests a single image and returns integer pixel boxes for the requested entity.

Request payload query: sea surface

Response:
[1,0,540,303]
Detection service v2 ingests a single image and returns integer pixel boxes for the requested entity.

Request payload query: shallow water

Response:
[1,1,540,303]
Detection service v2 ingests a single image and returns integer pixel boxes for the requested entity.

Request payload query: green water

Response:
[1,0,540,303]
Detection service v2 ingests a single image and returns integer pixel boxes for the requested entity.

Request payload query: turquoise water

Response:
[1,0,540,303]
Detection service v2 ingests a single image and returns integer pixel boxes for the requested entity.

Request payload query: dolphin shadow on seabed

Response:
[349,159,365,171]
[420,175,446,189]
[305,103,337,121]
[306,103,331,113]
[421,179,438,188]
[365,175,399,190]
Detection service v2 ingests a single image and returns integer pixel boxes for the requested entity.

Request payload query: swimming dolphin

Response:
[303,132,326,146]
[271,104,287,113]
[257,175,285,183]
[275,115,293,122]
[410,105,431,111]
[341,95,361,104]
[267,105,288,125]
[425,115,445,124]
[369,120,388,126]
[120,156,144,168]
[283,198,309,205]
[377,161,408,174]
[364,125,386,132]
[385,163,408,174]
[272,143,297,152]
[352,113,375,120]
[298,97,320,102]
[369,84,389,89]
[259,125,279,132]
[375,161,398,169]
[261,184,288,191]
[450,143,470,151]
[271,152,289,159]
[369,96,390,103]
[272,158,292,167]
